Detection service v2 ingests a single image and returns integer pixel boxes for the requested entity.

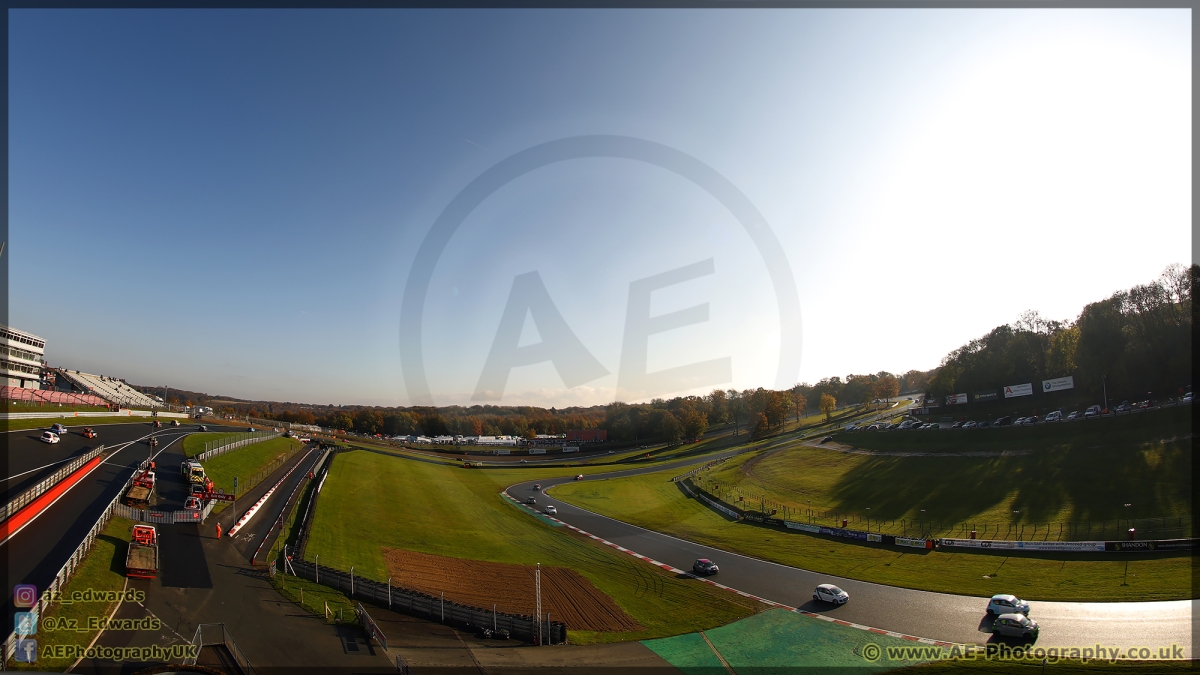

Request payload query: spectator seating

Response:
[55,370,163,409]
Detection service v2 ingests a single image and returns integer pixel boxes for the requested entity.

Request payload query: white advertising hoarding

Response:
[946,393,967,405]
[1042,376,1074,392]
[1003,383,1033,398]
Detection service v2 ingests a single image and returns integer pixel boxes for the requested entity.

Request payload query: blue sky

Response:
[9,9,1190,407]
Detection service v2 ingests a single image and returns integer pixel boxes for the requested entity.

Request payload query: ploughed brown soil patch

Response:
[382,548,642,632]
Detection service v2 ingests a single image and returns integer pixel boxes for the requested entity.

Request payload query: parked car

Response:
[986,594,1030,616]
[51,423,69,435]
[692,559,719,575]
[962,421,977,429]
[976,420,991,428]
[545,505,557,515]
[1045,411,1062,422]
[994,416,1012,426]
[1066,411,1082,420]
[813,583,849,605]
[821,436,833,443]
[1084,405,1102,418]
[1115,401,1132,413]
[992,613,1039,641]
[40,431,60,444]
[1183,392,1194,403]
[951,421,964,429]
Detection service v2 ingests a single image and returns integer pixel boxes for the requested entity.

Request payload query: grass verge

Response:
[199,437,303,497]
[304,450,764,643]
[695,406,1192,536]
[550,466,1197,602]
[13,517,134,671]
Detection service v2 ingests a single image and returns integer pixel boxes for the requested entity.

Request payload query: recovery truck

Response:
[123,463,156,507]
[126,525,159,579]
[182,460,209,485]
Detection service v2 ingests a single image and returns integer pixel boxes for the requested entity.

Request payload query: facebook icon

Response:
[14,611,36,635]
[15,638,36,663]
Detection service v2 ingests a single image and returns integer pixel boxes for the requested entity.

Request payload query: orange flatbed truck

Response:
[126,525,159,579]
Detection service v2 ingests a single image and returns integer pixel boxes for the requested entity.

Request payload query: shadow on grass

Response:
[101,534,129,576]
[826,408,1192,526]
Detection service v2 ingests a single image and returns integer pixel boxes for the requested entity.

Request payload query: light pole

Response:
[920,509,926,536]
[1125,503,1132,531]
[866,507,871,531]
[1102,375,1108,412]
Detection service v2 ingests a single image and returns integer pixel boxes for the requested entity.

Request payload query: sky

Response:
[8,9,1191,408]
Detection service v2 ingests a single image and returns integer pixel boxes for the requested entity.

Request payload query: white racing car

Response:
[40,431,60,444]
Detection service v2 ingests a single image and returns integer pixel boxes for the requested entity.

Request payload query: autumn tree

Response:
[789,385,808,421]
[658,410,683,447]
[751,412,770,439]
[873,374,900,403]
[819,393,837,421]
[764,391,791,428]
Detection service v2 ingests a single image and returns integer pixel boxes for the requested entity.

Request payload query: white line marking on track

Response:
[502,488,972,649]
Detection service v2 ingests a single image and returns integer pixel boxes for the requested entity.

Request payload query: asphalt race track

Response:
[510,460,1195,658]
[2,421,243,632]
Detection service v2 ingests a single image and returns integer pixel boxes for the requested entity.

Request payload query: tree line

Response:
[927,264,1194,404]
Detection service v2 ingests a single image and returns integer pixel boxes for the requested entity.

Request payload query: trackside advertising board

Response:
[1042,376,1074,392]
[974,390,999,402]
[939,538,1104,551]
[1106,539,1199,552]
[1003,383,1033,398]
[945,393,967,405]
[785,521,820,533]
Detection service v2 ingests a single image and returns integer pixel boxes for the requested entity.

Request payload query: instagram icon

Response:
[13,585,37,608]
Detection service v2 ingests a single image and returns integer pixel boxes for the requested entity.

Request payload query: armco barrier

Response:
[287,560,566,644]
[1,445,106,523]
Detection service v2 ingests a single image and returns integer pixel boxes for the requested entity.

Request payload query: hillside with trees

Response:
[927,264,1194,403]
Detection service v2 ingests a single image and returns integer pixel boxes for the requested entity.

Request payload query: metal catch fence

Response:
[197,430,282,461]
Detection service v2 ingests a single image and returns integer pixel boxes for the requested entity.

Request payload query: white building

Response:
[0,325,45,389]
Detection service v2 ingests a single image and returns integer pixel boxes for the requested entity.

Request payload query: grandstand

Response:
[55,370,163,409]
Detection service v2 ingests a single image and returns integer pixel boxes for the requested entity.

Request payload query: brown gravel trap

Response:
[382,548,643,632]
